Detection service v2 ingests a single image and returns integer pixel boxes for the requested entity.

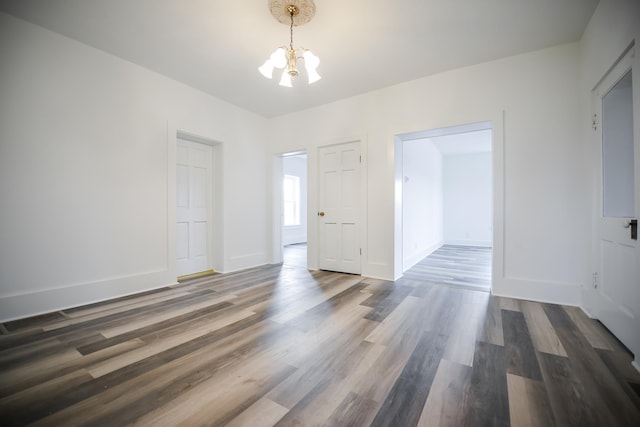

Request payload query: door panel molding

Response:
[176,139,213,277]
[317,140,363,274]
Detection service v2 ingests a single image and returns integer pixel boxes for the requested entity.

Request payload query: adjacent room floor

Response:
[283,243,307,269]
[1,262,639,426]
[403,244,492,292]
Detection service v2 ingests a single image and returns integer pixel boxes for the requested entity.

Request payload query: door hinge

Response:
[592,113,598,131]
[359,248,362,255]
[359,155,362,163]
[592,272,598,289]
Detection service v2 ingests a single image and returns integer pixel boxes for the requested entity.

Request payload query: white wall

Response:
[444,153,493,246]
[282,155,308,245]
[0,13,271,321]
[402,139,443,270]
[270,41,586,304]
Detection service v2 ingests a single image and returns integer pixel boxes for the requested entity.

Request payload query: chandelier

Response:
[258,0,321,87]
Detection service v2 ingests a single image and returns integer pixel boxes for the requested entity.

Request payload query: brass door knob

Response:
[318,211,325,217]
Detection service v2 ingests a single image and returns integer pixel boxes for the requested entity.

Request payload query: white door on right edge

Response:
[317,142,361,274]
[593,47,640,361]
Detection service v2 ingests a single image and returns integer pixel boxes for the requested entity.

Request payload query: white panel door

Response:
[318,142,361,274]
[593,47,640,361]
[176,139,212,277]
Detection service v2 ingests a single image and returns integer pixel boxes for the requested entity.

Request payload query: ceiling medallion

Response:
[269,0,316,26]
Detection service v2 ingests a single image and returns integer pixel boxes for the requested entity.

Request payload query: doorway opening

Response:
[282,151,308,268]
[396,121,494,292]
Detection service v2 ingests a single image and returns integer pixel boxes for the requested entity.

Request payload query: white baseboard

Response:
[283,236,307,246]
[223,252,268,274]
[364,261,394,281]
[580,305,598,319]
[283,239,307,246]
[402,242,442,272]
[444,239,492,247]
[0,270,175,323]
[492,276,581,306]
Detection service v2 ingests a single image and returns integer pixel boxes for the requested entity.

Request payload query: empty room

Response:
[1,1,639,426]
[399,124,494,293]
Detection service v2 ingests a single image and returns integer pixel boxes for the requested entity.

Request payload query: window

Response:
[602,69,634,218]
[283,174,301,226]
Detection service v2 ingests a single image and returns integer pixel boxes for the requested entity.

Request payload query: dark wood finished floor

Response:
[1,264,639,426]
[404,245,492,292]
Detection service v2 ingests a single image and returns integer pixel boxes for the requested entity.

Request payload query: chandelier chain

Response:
[289,10,294,51]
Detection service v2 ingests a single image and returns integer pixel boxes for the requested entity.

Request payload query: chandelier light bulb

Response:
[258,60,274,79]
[279,70,293,87]
[306,68,321,84]
[270,48,287,69]
[258,48,287,79]
[303,50,321,84]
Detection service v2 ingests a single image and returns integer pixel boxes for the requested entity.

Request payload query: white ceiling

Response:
[0,0,599,118]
